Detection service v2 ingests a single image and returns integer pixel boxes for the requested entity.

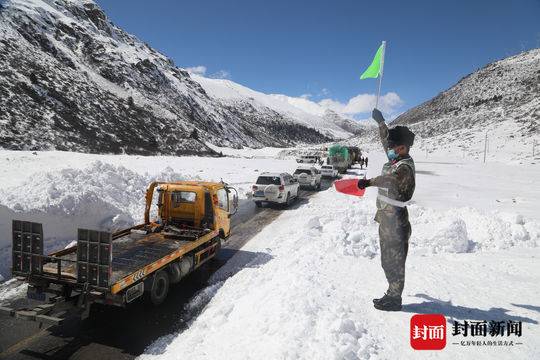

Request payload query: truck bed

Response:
[43,228,204,284]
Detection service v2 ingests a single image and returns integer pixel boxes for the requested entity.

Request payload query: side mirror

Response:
[226,186,239,216]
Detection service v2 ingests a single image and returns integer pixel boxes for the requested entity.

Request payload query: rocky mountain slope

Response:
[349,49,540,162]
[393,48,540,160]
[189,75,359,140]
[0,0,354,155]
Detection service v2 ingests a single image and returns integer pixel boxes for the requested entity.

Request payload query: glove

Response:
[357,178,371,189]
[372,108,385,124]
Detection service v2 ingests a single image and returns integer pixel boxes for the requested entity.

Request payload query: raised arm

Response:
[372,108,389,153]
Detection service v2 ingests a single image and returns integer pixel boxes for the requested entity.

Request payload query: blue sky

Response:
[95,0,540,118]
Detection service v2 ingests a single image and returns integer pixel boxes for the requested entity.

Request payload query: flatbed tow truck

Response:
[1,181,238,326]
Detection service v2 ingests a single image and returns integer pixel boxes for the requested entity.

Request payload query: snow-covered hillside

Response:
[344,49,540,163]
[191,75,360,139]
[0,0,355,155]
[392,49,540,162]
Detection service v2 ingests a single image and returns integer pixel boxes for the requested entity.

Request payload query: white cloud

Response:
[271,91,403,120]
[209,70,231,79]
[318,92,403,116]
[287,97,326,116]
[185,65,207,76]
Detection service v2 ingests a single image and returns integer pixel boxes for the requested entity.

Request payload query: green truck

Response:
[327,145,361,173]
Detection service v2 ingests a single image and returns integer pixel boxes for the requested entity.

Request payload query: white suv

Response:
[293,166,322,190]
[320,165,338,178]
[251,172,300,207]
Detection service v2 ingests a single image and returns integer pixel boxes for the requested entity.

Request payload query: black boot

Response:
[373,294,402,311]
[373,293,389,305]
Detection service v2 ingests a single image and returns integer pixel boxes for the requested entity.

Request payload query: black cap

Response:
[387,126,415,147]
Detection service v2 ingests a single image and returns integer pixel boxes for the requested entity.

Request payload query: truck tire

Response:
[169,256,193,284]
[149,270,169,306]
[255,201,263,208]
[214,237,222,257]
[169,262,182,284]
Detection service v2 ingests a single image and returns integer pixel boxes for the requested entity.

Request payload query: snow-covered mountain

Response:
[0,0,355,155]
[392,48,540,161]
[190,75,359,139]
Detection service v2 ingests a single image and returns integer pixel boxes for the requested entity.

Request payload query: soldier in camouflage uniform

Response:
[357,108,416,311]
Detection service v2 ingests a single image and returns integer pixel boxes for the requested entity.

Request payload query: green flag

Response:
[360,43,384,79]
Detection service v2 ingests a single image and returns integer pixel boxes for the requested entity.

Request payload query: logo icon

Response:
[410,314,447,350]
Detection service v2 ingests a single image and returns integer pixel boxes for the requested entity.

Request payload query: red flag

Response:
[334,178,366,197]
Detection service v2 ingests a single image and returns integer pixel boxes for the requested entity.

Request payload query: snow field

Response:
[0,278,28,301]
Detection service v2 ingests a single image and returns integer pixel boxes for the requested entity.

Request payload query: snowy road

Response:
[0,181,333,359]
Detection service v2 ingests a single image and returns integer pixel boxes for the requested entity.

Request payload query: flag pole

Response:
[375,40,386,109]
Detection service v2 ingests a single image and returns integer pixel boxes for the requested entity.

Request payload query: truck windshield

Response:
[256,176,281,185]
[294,169,312,175]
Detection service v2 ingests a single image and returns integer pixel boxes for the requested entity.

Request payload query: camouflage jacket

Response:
[370,122,416,224]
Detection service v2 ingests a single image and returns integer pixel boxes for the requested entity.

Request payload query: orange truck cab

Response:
[147,181,236,239]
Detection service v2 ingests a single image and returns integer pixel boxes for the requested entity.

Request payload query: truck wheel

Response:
[169,262,182,284]
[169,256,193,284]
[214,237,222,257]
[149,270,169,306]
[255,201,263,208]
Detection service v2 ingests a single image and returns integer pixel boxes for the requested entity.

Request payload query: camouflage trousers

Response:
[378,214,411,298]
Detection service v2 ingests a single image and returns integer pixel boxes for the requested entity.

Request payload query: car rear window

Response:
[256,176,282,185]
[294,169,312,175]
[171,191,196,207]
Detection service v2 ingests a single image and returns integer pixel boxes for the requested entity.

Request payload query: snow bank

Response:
[140,188,539,360]
[321,191,538,258]
[0,279,28,304]
[411,206,538,253]
[0,161,192,280]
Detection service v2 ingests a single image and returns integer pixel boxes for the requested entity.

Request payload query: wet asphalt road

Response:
[0,179,334,360]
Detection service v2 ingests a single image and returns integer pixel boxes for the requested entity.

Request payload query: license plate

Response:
[254,191,264,197]
[27,290,46,301]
